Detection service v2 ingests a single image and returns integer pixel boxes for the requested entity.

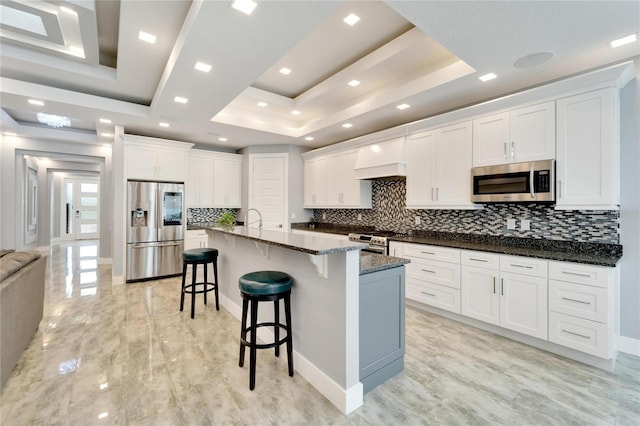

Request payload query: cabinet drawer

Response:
[402,243,460,264]
[407,279,460,314]
[500,255,547,278]
[549,280,608,323]
[461,251,500,269]
[548,261,612,288]
[186,230,207,237]
[406,258,461,289]
[548,312,611,359]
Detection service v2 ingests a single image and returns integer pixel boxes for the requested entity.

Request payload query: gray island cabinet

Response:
[203,226,408,414]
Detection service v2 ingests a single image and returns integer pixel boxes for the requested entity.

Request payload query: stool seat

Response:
[239,271,293,295]
[183,248,218,262]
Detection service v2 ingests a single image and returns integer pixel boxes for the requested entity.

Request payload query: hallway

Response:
[0,240,638,425]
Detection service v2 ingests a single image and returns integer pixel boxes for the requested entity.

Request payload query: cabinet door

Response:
[389,241,403,258]
[472,112,510,166]
[156,148,186,181]
[325,153,344,206]
[556,88,617,209]
[304,157,327,207]
[406,130,436,207]
[461,266,500,326]
[510,102,555,163]
[500,272,548,339]
[339,150,371,207]
[186,156,214,207]
[213,157,241,207]
[127,145,157,179]
[436,121,473,206]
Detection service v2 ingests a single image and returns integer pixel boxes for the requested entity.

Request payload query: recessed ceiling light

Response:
[347,80,360,87]
[174,96,188,104]
[138,31,156,44]
[279,67,292,75]
[99,118,112,124]
[478,73,497,82]
[291,110,301,116]
[194,62,212,73]
[343,13,360,26]
[231,0,257,15]
[257,102,268,107]
[28,99,44,106]
[218,137,228,142]
[611,33,637,48]
[159,122,170,128]
[305,136,314,141]
[342,123,353,128]
[101,132,113,138]
[514,51,554,69]
[396,104,410,110]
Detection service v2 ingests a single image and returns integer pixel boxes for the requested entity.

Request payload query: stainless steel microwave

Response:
[471,160,555,203]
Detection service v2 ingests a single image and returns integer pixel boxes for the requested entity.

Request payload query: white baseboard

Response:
[619,336,640,356]
[98,257,112,265]
[112,275,125,285]
[219,295,363,415]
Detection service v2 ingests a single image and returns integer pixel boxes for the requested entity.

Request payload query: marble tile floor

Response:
[1,240,638,425]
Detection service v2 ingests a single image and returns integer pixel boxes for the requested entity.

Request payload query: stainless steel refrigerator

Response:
[126,180,184,282]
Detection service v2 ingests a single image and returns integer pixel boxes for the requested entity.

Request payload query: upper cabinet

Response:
[304,152,371,209]
[186,149,242,208]
[473,101,555,167]
[125,136,193,182]
[555,88,618,210]
[406,121,477,209]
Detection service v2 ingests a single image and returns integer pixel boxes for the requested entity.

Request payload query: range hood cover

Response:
[353,137,407,180]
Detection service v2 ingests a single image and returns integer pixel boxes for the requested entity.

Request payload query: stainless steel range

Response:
[348,232,396,255]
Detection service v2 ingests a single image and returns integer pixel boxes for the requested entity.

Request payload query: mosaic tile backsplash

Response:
[187,208,239,224]
[313,179,620,244]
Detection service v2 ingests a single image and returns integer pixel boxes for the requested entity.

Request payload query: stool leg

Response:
[274,299,280,358]
[180,262,187,312]
[239,298,248,367]
[191,263,197,319]
[213,257,220,311]
[203,261,208,306]
[284,293,294,377]
[249,298,258,390]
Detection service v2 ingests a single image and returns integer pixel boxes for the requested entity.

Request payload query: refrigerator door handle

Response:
[132,242,181,249]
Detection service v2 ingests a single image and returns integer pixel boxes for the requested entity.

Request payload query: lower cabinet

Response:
[185,229,207,250]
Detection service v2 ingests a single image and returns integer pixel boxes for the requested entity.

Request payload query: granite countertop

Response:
[360,253,410,275]
[290,223,375,236]
[201,225,368,255]
[390,231,622,267]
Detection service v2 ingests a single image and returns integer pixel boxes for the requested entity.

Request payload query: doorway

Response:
[61,176,100,240]
[248,153,288,230]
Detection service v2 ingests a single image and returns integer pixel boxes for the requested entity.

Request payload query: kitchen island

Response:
[202,225,407,414]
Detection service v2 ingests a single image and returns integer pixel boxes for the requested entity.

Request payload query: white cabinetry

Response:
[555,88,619,210]
[185,229,208,250]
[186,150,242,208]
[472,101,555,167]
[125,136,193,182]
[326,150,372,208]
[548,261,617,358]
[461,252,548,340]
[406,121,476,209]
[403,243,461,313]
[304,152,372,208]
[303,157,326,207]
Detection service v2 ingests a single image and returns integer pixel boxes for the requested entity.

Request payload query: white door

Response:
[62,177,100,240]
[249,154,287,230]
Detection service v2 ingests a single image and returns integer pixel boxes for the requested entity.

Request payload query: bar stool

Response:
[180,248,219,319]
[238,271,294,390]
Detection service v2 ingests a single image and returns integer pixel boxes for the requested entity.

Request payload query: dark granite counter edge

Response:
[203,226,365,256]
[390,235,621,267]
[360,254,410,275]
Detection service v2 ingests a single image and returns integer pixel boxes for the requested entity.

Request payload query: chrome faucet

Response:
[245,208,263,231]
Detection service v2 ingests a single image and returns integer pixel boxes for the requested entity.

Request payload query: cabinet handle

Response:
[561,271,592,278]
[503,142,507,159]
[558,180,562,199]
[421,291,436,297]
[501,278,504,295]
[431,188,435,201]
[436,187,439,201]
[421,269,436,273]
[510,263,533,269]
[561,329,591,340]
[511,141,515,159]
[493,277,496,294]
[421,251,436,255]
[469,257,489,263]
[561,297,591,305]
